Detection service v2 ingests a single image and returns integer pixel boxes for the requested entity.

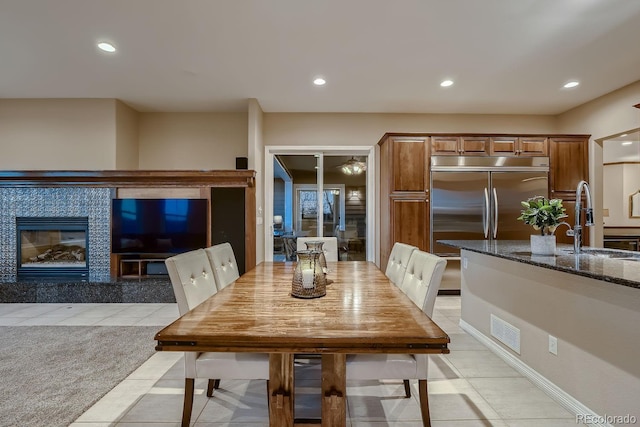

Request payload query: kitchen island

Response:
[441,240,640,425]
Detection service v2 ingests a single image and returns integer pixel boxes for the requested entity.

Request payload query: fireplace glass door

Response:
[20,230,87,268]
[17,217,89,279]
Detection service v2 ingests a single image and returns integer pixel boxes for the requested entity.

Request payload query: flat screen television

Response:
[111,198,208,254]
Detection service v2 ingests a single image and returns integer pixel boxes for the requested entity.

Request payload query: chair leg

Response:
[403,379,411,398]
[182,378,195,427]
[206,379,220,397]
[418,379,431,427]
[266,380,270,410]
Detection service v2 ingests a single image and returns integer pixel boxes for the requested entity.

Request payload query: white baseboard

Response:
[459,319,611,427]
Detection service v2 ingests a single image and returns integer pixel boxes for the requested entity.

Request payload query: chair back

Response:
[205,242,240,290]
[385,242,418,285]
[165,249,218,315]
[296,237,339,262]
[399,250,447,317]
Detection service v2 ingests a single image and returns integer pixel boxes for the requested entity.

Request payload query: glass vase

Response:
[304,241,327,272]
[291,249,327,298]
[304,240,333,284]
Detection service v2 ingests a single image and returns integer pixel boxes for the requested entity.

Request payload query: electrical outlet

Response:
[462,257,468,269]
[548,335,558,355]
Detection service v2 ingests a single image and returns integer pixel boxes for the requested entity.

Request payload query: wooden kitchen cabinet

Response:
[490,136,548,157]
[548,136,590,245]
[378,132,589,269]
[460,136,490,155]
[390,137,428,192]
[391,197,430,255]
[549,136,589,199]
[379,135,429,267]
[431,135,488,155]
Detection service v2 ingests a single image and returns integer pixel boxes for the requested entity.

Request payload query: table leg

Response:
[269,353,294,427]
[321,354,346,427]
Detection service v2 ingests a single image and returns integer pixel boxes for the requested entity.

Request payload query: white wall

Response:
[263,113,558,147]
[115,100,139,169]
[138,112,248,170]
[0,99,117,169]
[556,80,640,245]
[603,163,640,227]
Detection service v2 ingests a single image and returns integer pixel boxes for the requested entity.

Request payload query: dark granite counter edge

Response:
[0,277,175,303]
[439,240,640,290]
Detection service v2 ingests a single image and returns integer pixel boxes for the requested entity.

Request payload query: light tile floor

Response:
[0,297,580,426]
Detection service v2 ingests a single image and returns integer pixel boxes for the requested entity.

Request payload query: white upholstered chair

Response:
[296,236,339,262]
[165,249,269,427]
[385,242,418,286]
[346,250,447,426]
[204,242,240,290]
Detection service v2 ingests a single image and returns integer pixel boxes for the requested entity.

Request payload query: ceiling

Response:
[2,0,640,114]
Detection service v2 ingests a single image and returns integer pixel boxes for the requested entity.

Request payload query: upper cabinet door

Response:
[460,136,489,155]
[431,136,460,155]
[490,136,518,155]
[391,137,428,192]
[518,137,548,156]
[490,136,548,156]
[549,136,589,198]
[432,136,488,156]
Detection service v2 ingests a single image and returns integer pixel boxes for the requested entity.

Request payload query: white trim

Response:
[459,319,611,427]
[366,146,376,264]
[264,145,375,262]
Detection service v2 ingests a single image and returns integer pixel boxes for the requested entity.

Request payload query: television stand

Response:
[114,254,170,278]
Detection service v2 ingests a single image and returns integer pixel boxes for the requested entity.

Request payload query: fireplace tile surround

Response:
[0,187,174,303]
[0,187,111,281]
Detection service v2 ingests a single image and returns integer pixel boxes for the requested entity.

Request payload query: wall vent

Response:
[490,314,521,354]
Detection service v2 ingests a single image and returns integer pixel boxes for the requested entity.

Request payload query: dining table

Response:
[155,261,450,427]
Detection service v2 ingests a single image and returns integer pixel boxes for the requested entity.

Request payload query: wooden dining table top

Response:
[155,261,450,354]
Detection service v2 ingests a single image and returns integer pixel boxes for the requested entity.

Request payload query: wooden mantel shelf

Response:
[0,170,255,187]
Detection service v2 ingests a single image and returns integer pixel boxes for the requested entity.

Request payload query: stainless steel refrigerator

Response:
[431,156,550,256]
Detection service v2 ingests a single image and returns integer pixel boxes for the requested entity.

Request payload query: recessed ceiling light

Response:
[97,42,116,53]
[563,81,579,88]
[440,80,454,87]
[620,133,628,137]
[313,77,326,86]
[622,141,633,146]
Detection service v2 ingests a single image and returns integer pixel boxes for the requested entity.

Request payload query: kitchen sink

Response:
[562,248,640,261]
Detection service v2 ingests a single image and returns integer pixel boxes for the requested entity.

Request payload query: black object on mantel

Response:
[236,157,248,170]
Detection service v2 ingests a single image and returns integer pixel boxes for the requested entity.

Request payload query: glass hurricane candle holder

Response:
[291,249,326,298]
[304,240,333,284]
[304,241,327,272]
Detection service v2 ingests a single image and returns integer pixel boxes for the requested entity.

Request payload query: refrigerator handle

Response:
[483,187,489,238]
[493,187,499,238]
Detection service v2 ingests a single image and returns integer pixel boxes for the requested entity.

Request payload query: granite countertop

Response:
[439,240,640,290]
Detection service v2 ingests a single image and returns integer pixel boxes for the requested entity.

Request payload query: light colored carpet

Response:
[0,326,159,427]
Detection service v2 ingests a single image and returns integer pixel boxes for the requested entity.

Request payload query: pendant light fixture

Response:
[339,157,367,175]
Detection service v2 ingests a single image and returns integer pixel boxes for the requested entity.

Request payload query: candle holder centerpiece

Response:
[303,240,333,285]
[304,241,327,272]
[292,249,327,298]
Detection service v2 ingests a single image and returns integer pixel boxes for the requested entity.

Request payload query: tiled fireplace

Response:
[0,169,254,303]
[0,187,111,282]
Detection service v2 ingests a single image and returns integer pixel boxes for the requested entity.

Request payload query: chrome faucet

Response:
[566,180,594,253]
